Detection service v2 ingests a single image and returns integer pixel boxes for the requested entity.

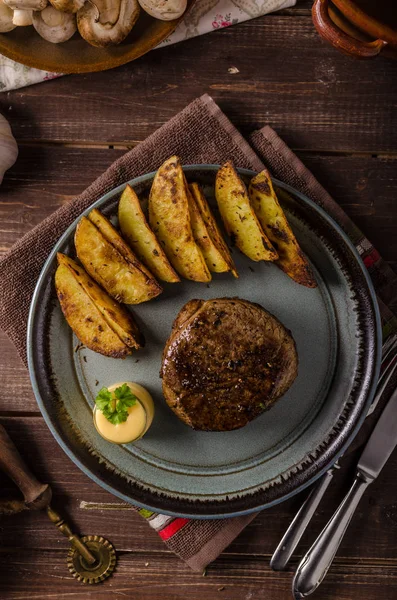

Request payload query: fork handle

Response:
[270,467,337,571]
[292,472,370,597]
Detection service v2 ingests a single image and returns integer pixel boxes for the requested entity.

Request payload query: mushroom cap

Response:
[0,0,16,31]
[138,0,186,21]
[77,0,140,47]
[49,0,84,14]
[33,5,77,42]
[4,0,47,10]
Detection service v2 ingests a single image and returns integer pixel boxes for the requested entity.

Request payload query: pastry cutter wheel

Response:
[0,422,116,584]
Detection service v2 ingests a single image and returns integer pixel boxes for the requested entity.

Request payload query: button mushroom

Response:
[77,0,140,47]
[32,5,77,42]
[4,0,47,9]
[137,0,186,21]
[12,8,33,25]
[0,0,16,31]
[49,0,84,13]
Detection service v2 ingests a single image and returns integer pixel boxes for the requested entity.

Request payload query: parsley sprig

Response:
[95,384,138,425]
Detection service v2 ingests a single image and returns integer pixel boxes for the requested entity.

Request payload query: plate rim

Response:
[27,164,382,518]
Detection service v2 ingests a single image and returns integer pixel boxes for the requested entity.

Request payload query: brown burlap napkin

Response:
[1,94,396,573]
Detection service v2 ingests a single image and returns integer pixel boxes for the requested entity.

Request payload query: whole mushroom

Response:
[33,5,76,42]
[138,0,186,21]
[49,0,84,13]
[77,0,140,47]
[0,0,16,31]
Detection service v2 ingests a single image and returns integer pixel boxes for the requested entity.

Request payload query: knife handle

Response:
[292,472,370,598]
[0,422,52,510]
[271,466,338,571]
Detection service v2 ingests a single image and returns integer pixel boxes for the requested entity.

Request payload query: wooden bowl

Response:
[0,6,193,74]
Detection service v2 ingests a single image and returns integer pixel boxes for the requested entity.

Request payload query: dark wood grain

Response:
[3,16,397,152]
[1,550,397,600]
[0,4,397,599]
[1,416,397,563]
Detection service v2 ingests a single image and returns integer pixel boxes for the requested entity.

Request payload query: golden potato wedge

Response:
[55,261,131,358]
[248,170,317,288]
[185,181,234,276]
[148,156,211,283]
[75,213,162,304]
[189,182,238,278]
[57,253,144,349]
[118,185,180,283]
[215,161,278,262]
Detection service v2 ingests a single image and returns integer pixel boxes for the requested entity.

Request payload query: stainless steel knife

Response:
[292,383,397,598]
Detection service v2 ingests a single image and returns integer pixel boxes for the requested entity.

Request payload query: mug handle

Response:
[312,0,386,58]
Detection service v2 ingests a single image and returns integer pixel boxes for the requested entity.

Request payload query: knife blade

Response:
[292,384,397,598]
[357,383,397,479]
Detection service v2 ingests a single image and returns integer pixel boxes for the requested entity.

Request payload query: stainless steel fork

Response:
[270,332,397,571]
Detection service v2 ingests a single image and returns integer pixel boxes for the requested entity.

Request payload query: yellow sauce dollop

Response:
[94,382,154,444]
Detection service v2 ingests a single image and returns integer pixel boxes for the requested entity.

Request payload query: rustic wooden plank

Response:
[0,549,396,600]
[4,16,397,152]
[1,416,397,565]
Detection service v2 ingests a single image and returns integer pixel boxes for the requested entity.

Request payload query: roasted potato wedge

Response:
[75,212,162,304]
[215,161,278,262]
[248,170,317,288]
[148,156,211,283]
[186,182,235,276]
[55,259,131,358]
[57,254,144,349]
[189,182,238,278]
[118,185,180,283]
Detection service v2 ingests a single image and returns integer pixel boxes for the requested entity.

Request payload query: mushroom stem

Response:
[13,8,33,25]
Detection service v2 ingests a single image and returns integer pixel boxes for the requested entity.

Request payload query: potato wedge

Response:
[186,181,234,276]
[148,156,211,283]
[118,185,180,283]
[215,161,278,262]
[248,170,317,288]
[57,253,144,349]
[75,213,162,304]
[189,182,238,278]
[55,260,131,358]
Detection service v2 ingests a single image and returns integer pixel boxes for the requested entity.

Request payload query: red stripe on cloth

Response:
[158,518,189,540]
[364,248,381,268]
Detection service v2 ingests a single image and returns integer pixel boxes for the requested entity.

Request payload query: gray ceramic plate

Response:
[27,165,382,518]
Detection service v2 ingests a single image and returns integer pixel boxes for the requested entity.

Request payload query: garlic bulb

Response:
[0,114,18,185]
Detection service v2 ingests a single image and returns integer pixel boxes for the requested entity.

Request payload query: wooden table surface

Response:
[1,1,397,598]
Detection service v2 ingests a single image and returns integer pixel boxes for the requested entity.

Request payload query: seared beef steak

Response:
[161,298,298,431]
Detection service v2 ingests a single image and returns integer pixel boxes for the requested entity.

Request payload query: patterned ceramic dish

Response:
[27,165,382,518]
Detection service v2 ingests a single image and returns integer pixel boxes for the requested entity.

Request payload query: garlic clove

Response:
[0,114,18,185]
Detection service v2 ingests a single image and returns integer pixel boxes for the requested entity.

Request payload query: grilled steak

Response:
[161,297,298,431]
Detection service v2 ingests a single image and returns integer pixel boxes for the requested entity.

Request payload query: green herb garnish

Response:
[95,384,138,425]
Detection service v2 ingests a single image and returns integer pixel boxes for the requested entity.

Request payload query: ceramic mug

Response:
[312,0,397,59]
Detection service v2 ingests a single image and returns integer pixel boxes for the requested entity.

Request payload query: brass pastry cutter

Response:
[0,422,116,584]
